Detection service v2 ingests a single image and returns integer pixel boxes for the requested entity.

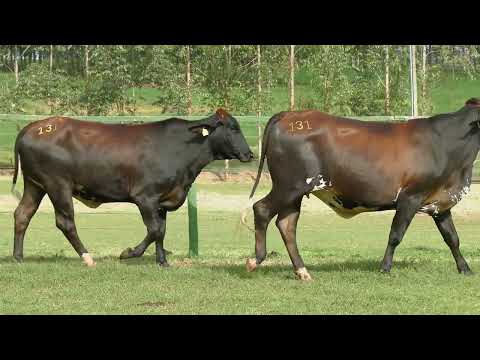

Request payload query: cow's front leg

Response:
[154,208,168,267]
[380,193,424,273]
[120,203,168,266]
[433,210,472,275]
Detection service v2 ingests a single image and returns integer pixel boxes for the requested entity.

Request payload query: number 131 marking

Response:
[289,120,312,132]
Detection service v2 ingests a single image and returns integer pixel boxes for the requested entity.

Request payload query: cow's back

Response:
[16,117,172,202]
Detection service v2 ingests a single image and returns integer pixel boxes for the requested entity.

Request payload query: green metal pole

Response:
[188,183,199,257]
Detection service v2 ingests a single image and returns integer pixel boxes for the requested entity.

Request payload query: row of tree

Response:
[0,45,478,116]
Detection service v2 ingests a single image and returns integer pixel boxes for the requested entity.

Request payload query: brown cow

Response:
[11,109,253,266]
[246,99,480,280]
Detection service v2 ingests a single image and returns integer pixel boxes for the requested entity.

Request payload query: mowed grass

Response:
[1,180,480,314]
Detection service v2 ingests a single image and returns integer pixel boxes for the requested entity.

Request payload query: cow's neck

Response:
[183,140,215,187]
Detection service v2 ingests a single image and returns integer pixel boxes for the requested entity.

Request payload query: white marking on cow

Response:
[306,174,331,191]
[202,128,209,137]
[446,185,471,204]
[81,253,96,267]
[394,187,402,202]
[419,202,440,215]
[295,267,312,281]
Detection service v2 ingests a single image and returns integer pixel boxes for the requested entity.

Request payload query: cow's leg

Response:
[154,209,168,266]
[246,191,279,272]
[275,197,311,281]
[380,194,423,273]
[13,180,45,262]
[433,210,472,275]
[48,187,95,267]
[120,204,168,266]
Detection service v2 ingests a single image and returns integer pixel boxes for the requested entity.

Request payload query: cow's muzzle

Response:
[239,151,254,162]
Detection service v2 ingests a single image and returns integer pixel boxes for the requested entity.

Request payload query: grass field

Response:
[1,179,480,314]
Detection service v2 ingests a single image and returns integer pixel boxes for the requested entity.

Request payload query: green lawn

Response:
[1,180,480,314]
[431,76,480,114]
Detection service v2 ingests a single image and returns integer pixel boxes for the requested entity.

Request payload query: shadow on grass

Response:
[208,258,436,279]
[0,254,126,265]
[0,254,456,280]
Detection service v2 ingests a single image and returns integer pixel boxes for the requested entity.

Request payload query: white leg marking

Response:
[246,258,257,272]
[82,253,96,267]
[295,267,312,281]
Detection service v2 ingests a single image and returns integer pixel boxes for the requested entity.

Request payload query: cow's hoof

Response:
[460,269,473,276]
[119,248,133,260]
[380,267,391,274]
[295,267,312,281]
[13,255,23,263]
[158,262,170,268]
[246,258,257,272]
[82,253,96,267]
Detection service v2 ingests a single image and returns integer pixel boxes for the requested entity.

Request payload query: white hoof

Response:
[295,267,312,281]
[246,258,257,272]
[82,253,96,267]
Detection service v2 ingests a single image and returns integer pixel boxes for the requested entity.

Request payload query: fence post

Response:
[188,183,199,257]
[257,123,262,160]
[224,159,229,181]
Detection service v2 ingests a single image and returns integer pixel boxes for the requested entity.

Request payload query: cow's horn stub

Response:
[216,108,230,120]
[466,98,480,107]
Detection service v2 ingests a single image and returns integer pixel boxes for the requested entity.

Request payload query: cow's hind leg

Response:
[246,191,279,272]
[275,197,311,281]
[380,193,424,273]
[433,210,471,275]
[13,180,45,262]
[120,204,168,266]
[48,186,95,267]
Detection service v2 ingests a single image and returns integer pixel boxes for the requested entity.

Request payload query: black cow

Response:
[246,99,480,280]
[11,109,253,266]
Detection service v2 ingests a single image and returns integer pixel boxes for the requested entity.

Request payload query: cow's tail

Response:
[241,113,283,231]
[11,135,22,201]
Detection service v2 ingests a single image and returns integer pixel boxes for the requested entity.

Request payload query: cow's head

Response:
[464,98,480,131]
[189,109,254,162]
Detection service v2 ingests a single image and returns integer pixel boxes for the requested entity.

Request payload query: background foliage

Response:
[1,45,478,117]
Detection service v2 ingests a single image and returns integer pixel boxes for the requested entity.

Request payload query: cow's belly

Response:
[311,189,380,218]
[73,194,102,209]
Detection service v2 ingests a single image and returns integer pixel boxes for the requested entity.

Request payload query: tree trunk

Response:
[50,45,53,72]
[257,45,262,160]
[186,45,192,115]
[422,45,427,114]
[409,45,418,117]
[85,45,89,78]
[225,45,232,181]
[257,45,262,116]
[14,45,19,84]
[385,45,390,115]
[289,45,295,111]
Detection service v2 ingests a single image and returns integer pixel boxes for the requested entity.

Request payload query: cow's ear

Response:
[189,124,214,137]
